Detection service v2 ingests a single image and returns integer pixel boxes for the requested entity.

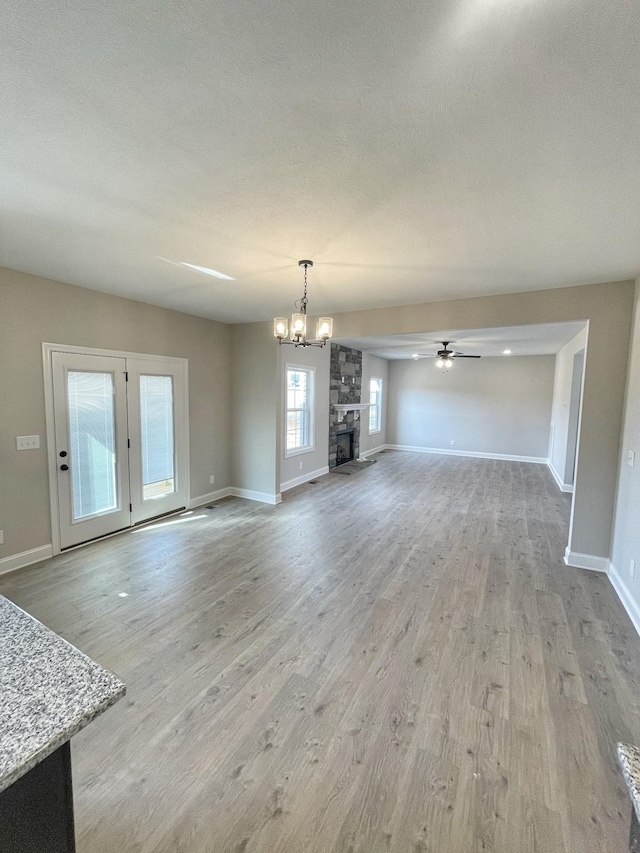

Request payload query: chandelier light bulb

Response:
[274,318,288,339]
[290,313,306,341]
[436,359,444,368]
[316,317,333,340]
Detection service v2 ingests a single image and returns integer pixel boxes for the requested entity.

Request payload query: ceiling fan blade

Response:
[454,354,481,358]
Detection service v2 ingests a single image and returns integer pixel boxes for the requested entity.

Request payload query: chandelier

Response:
[273,260,333,347]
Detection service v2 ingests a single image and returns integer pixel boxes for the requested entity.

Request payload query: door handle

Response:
[60,464,69,471]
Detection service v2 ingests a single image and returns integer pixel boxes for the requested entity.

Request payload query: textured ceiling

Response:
[336,321,587,359]
[1,0,639,323]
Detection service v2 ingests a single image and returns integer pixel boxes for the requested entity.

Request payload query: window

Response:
[286,365,314,454]
[369,377,383,433]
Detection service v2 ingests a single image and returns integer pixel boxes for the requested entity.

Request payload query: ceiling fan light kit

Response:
[274,261,334,348]
[414,341,481,369]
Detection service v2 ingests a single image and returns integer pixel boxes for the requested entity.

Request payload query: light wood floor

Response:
[2,451,639,852]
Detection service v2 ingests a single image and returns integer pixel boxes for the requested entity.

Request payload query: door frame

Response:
[43,343,190,556]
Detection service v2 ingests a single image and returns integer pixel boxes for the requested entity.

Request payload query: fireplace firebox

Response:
[335,429,355,466]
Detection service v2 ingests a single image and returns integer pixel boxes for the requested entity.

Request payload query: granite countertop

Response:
[618,742,640,821]
[0,595,125,794]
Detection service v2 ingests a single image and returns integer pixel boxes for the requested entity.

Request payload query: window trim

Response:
[368,376,383,435]
[284,363,315,457]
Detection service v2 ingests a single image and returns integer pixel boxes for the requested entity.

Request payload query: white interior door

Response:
[127,358,188,525]
[52,352,131,549]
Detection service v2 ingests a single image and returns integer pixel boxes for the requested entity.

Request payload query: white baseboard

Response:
[189,487,234,509]
[386,445,547,464]
[609,563,640,638]
[359,444,390,459]
[229,488,281,505]
[564,547,609,573]
[0,544,53,577]
[280,466,329,493]
[547,461,573,493]
[191,486,281,506]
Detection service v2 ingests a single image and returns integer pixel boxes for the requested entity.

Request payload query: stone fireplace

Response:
[329,344,362,470]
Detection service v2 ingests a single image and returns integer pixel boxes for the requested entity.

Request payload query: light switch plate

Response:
[628,450,635,468]
[16,435,40,450]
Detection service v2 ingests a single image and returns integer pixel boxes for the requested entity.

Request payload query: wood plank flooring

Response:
[2,450,639,852]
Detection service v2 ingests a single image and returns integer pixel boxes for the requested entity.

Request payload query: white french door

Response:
[48,348,189,550]
[126,359,188,525]
[52,353,131,549]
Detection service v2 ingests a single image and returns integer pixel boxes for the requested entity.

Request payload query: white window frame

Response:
[284,364,315,457]
[369,376,383,434]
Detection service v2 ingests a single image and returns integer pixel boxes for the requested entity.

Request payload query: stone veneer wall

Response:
[329,344,363,470]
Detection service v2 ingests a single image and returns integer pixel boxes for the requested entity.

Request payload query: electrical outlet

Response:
[0,530,3,545]
[16,435,40,450]
[450,440,455,446]
[209,475,215,484]
[631,560,636,579]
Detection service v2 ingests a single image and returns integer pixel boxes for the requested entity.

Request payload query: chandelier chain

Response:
[301,263,308,314]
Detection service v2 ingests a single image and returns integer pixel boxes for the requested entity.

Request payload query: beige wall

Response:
[230,322,279,499]
[387,355,554,459]
[331,280,636,560]
[0,268,231,560]
[360,354,389,457]
[1,271,635,567]
[611,280,640,610]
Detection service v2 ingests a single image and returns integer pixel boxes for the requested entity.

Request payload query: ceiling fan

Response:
[412,341,481,369]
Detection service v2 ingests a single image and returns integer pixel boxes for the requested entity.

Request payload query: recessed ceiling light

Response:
[503,349,512,355]
[181,263,234,280]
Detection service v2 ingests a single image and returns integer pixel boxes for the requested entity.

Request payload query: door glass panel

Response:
[140,375,175,500]
[67,371,118,519]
